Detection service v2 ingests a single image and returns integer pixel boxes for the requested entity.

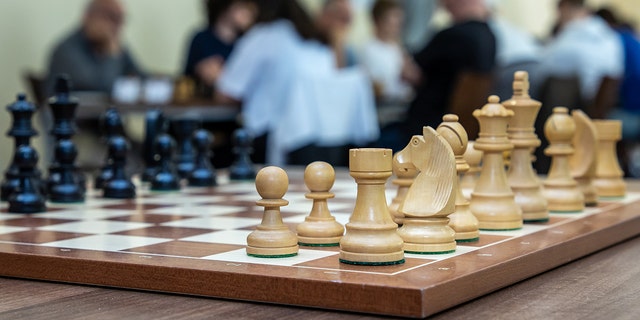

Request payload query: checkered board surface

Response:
[0,170,639,318]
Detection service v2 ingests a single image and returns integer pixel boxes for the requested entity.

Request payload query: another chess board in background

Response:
[0,170,639,318]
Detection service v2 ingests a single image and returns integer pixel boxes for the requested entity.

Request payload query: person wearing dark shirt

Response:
[183,0,257,93]
[46,0,143,94]
[402,0,496,140]
[596,8,640,136]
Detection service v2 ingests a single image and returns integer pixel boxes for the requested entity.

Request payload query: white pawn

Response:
[246,166,298,258]
[296,161,345,246]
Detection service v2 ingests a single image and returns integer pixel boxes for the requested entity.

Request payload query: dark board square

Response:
[101,203,175,211]
[124,240,243,257]
[107,214,195,224]
[112,226,214,239]
[0,217,78,228]
[0,230,91,243]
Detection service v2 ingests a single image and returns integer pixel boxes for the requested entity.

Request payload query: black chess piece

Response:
[103,136,136,199]
[142,109,167,182]
[150,133,180,191]
[47,75,86,191]
[229,129,256,180]
[171,118,199,179]
[2,94,40,201]
[188,129,217,187]
[48,139,85,203]
[8,145,46,213]
[95,108,125,189]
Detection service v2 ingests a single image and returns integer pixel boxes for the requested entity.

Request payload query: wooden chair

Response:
[448,72,495,140]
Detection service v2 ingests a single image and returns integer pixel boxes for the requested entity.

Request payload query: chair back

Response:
[588,77,620,119]
[449,72,495,140]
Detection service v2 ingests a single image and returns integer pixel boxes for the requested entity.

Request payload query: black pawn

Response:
[188,129,217,187]
[2,94,40,201]
[48,139,85,203]
[103,136,136,199]
[95,108,125,189]
[150,133,180,191]
[142,109,167,182]
[229,129,256,180]
[171,118,199,179]
[8,145,46,213]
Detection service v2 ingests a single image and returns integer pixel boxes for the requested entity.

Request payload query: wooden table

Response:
[1,233,639,319]
[72,91,240,123]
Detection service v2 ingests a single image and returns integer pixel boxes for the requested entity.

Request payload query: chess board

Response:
[0,169,639,318]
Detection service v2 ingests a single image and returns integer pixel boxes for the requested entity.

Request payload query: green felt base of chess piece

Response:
[339,258,405,266]
[480,227,523,231]
[405,249,456,255]
[298,242,339,247]
[456,237,480,243]
[524,218,550,223]
[247,253,298,259]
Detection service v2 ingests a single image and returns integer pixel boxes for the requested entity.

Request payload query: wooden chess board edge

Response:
[0,197,639,318]
[0,249,423,317]
[422,204,640,318]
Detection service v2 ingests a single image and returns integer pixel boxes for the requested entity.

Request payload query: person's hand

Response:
[195,56,224,85]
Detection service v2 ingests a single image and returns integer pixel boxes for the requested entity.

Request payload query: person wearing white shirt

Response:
[216,0,378,166]
[539,0,623,102]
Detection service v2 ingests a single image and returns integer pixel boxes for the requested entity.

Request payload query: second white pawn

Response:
[296,161,345,246]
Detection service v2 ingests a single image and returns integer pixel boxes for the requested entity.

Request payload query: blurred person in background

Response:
[360,0,413,102]
[44,0,145,172]
[400,0,496,143]
[596,7,640,177]
[183,0,258,98]
[539,0,623,103]
[45,0,143,95]
[401,0,437,54]
[216,0,378,166]
[485,0,542,100]
[316,0,358,68]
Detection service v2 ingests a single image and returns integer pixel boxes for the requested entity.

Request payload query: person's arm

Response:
[215,25,270,103]
[195,56,224,85]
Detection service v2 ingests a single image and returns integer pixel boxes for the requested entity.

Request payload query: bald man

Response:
[46,0,144,94]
